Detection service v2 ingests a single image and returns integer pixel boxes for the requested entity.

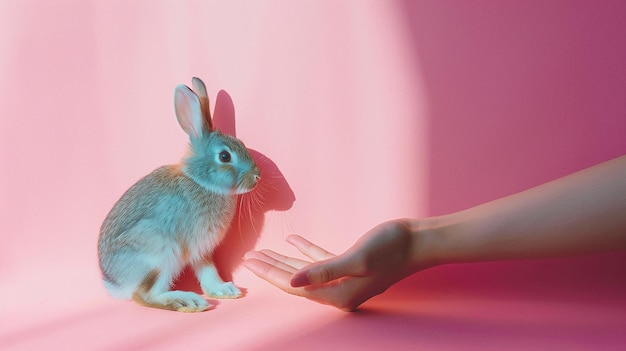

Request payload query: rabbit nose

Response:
[245,173,260,191]
[253,167,261,182]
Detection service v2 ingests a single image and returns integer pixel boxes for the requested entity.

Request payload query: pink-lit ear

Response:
[174,85,205,139]
[192,77,213,132]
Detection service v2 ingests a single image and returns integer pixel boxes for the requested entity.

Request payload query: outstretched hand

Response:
[243,156,626,311]
[243,220,419,311]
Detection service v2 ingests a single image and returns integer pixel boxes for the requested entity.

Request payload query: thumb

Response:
[290,255,363,287]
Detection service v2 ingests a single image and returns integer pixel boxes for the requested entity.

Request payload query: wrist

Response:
[406,214,461,272]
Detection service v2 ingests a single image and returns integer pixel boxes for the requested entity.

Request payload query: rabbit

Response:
[98,77,260,312]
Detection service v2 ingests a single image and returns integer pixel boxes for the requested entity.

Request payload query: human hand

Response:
[243,220,419,311]
[244,156,626,311]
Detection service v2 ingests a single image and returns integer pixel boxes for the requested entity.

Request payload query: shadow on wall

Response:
[400,0,626,215]
[174,90,295,292]
[402,1,626,239]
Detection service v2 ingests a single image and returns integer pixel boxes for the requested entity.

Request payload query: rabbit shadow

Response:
[173,90,295,294]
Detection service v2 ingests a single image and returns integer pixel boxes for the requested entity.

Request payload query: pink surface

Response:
[1,1,625,350]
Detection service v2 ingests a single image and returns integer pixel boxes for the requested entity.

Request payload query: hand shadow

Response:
[173,90,295,295]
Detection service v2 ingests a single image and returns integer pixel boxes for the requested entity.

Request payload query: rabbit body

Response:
[98,78,259,312]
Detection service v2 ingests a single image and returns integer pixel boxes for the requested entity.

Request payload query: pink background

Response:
[1,1,625,350]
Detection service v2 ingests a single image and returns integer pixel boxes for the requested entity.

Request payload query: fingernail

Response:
[290,273,310,287]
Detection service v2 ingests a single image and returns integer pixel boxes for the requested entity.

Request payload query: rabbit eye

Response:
[219,151,231,163]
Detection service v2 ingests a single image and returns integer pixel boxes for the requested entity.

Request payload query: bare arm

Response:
[421,154,626,266]
[244,155,626,311]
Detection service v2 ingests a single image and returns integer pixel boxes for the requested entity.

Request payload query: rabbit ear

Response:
[174,85,206,139]
[191,77,214,132]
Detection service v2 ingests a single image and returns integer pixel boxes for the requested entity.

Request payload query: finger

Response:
[243,250,300,274]
[258,249,311,270]
[290,254,364,287]
[243,258,301,295]
[286,234,336,261]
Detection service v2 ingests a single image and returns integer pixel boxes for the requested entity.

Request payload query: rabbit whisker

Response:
[237,194,245,245]
[246,195,259,236]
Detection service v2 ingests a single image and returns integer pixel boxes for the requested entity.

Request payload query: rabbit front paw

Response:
[202,281,242,299]
[139,290,211,313]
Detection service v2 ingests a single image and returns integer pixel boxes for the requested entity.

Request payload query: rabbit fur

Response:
[98,78,260,312]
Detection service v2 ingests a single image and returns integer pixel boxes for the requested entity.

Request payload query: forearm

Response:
[415,155,626,267]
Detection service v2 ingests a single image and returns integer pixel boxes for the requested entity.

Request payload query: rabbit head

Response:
[175,77,259,195]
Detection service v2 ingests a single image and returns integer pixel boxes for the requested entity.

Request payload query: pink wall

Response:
[404,0,626,215]
[1,1,625,350]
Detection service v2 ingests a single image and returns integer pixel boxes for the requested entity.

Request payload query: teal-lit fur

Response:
[98,78,259,312]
